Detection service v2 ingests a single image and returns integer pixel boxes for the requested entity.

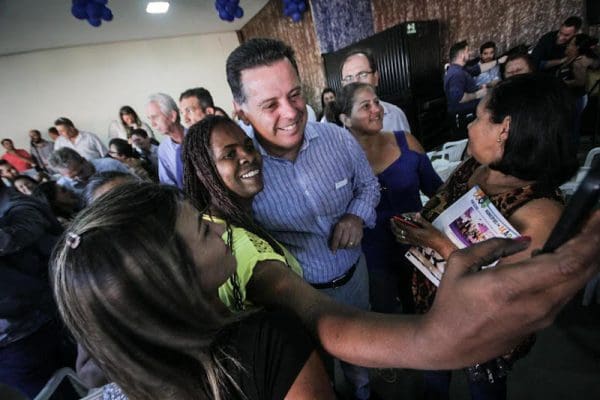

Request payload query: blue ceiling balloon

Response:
[101,7,113,21]
[86,2,103,19]
[215,0,244,22]
[87,18,102,27]
[71,4,87,19]
[281,0,306,22]
[70,0,114,27]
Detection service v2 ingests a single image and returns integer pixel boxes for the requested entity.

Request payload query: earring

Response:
[497,137,502,143]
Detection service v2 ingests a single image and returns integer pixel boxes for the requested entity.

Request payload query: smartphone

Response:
[392,214,423,229]
[541,161,600,253]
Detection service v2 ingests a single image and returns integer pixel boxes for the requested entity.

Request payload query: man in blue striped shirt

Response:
[227,38,380,400]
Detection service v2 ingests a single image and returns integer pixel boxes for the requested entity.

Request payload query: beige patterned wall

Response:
[240,0,590,108]
[372,0,585,61]
[239,0,326,107]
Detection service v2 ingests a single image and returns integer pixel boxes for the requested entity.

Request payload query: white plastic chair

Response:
[427,138,468,162]
[33,368,89,400]
[560,147,600,196]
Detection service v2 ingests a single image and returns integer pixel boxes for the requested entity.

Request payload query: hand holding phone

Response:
[392,214,423,229]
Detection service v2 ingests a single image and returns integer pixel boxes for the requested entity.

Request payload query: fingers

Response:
[330,217,363,251]
[443,237,531,282]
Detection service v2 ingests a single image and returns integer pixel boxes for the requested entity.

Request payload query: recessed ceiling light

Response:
[146,2,170,14]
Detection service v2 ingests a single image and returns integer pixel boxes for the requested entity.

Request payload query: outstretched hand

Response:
[418,210,600,369]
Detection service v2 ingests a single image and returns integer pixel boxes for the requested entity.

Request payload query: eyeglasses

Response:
[341,70,374,83]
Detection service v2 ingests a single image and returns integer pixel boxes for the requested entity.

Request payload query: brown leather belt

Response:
[311,263,357,289]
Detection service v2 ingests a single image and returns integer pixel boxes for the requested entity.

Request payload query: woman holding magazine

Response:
[392,74,578,400]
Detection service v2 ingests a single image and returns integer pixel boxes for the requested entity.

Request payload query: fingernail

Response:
[515,236,531,242]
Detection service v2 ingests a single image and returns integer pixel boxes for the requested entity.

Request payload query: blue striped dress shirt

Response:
[250,122,380,284]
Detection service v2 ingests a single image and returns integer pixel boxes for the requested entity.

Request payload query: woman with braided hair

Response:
[182,115,304,311]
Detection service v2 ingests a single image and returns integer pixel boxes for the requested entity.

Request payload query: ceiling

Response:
[0,0,269,56]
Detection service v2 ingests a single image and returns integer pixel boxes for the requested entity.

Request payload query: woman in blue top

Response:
[338,82,443,313]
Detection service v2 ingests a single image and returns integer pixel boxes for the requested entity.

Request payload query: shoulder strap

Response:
[393,131,409,151]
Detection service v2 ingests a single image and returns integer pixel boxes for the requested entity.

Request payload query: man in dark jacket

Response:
[0,181,75,398]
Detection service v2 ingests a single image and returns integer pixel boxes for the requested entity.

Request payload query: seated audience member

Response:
[29,130,54,173]
[531,16,582,73]
[130,128,159,173]
[213,106,229,118]
[83,171,140,206]
[108,138,155,181]
[108,106,154,141]
[146,93,186,188]
[179,87,216,128]
[503,53,535,78]
[49,148,129,196]
[32,181,81,226]
[392,74,578,400]
[341,48,411,132]
[47,127,59,142]
[52,183,335,400]
[53,117,600,400]
[337,82,443,314]
[318,88,336,122]
[13,175,39,196]
[1,139,35,172]
[0,180,75,399]
[53,117,107,161]
[0,160,19,185]
[557,33,599,146]
[475,41,502,87]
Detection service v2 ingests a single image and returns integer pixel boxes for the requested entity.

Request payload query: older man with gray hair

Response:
[146,93,185,188]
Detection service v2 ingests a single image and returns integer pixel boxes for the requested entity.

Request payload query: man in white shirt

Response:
[53,117,107,161]
[340,49,411,133]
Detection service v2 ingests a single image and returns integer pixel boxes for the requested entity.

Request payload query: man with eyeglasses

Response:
[340,49,411,133]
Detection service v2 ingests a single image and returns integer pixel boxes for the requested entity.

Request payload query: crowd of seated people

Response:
[1,18,600,400]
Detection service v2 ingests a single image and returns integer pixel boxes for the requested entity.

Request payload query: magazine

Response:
[405,185,521,286]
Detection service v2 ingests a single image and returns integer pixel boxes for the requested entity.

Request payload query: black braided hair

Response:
[183,115,286,311]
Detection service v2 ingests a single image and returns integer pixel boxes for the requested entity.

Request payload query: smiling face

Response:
[210,122,263,201]
[175,201,237,293]
[234,58,307,161]
[344,87,383,135]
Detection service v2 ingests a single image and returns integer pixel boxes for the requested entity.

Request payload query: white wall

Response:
[0,32,240,149]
